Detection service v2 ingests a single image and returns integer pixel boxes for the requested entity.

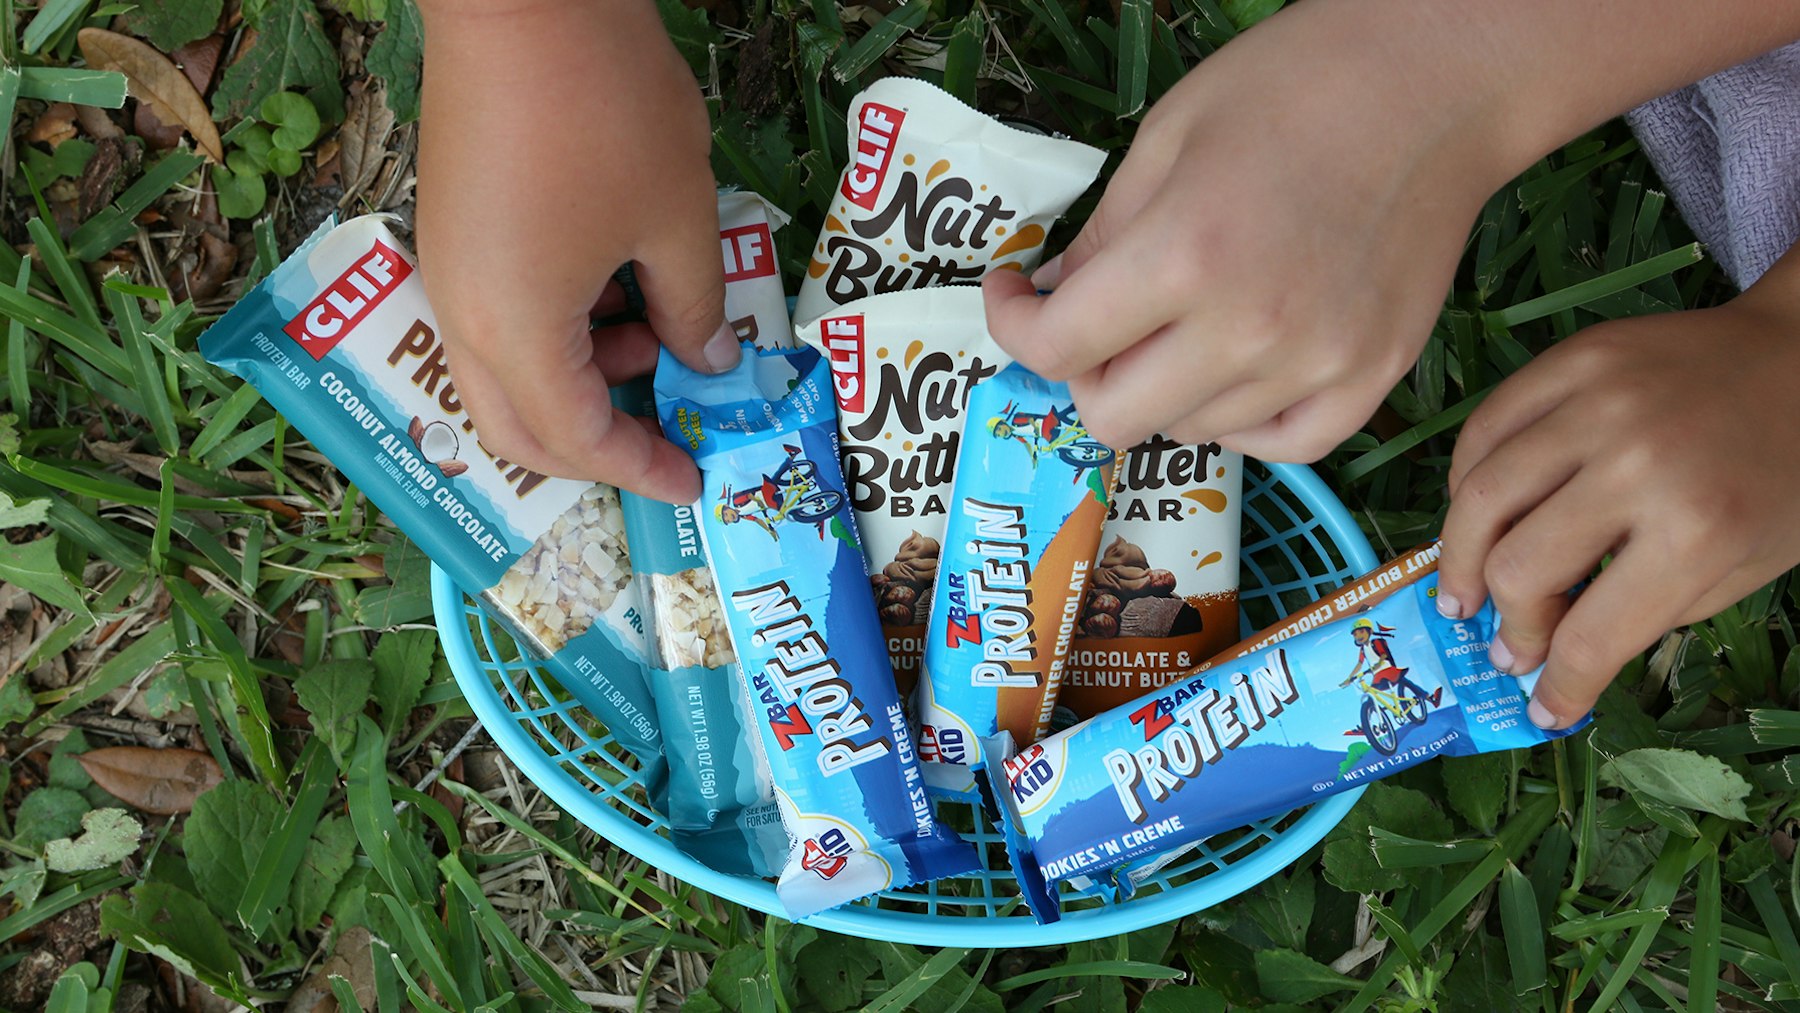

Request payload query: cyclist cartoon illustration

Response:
[987,399,1115,471]
[715,443,845,540]
[1338,617,1445,756]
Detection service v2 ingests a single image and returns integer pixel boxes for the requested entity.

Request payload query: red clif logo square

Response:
[821,315,866,414]
[282,240,413,360]
[840,101,905,211]
[721,223,777,282]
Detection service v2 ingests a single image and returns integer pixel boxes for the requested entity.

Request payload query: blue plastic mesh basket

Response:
[432,460,1377,946]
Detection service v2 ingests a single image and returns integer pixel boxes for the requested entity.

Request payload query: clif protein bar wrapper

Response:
[990,543,1588,924]
[793,76,1105,324]
[655,343,980,919]
[718,189,795,350]
[198,216,665,784]
[796,286,1010,693]
[1059,442,1243,721]
[916,363,1120,802]
[605,189,799,876]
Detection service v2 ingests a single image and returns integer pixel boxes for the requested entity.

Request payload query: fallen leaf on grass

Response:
[78,746,223,815]
[44,807,142,872]
[285,926,377,1013]
[336,77,395,203]
[26,103,79,147]
[77,28,224,163]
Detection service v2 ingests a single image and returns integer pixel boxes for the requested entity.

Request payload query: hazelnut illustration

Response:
[1146,569,1177,596]
[1082,613,1119,638]
[1088,592,1123,617]
[881,583,918,608]
[880,603,912,625]
[870,573,891,590]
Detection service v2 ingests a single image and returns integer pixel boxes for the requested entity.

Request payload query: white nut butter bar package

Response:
[198,215,665,790]
[793,76,1105,325]
[794,286,1011,694]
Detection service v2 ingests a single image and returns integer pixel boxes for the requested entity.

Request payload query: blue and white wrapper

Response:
[656,344,980,919]
[990,543,1587,924]
[198,216,664,791]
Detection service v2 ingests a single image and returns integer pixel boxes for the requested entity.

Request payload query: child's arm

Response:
[983,0,1800,461]
[413,0,737,503]
[1436,242,1800,729]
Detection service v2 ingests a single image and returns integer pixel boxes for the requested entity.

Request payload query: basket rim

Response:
[431,460,1379,945]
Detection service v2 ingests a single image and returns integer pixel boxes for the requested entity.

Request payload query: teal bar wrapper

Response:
[198,216,665,796]
[614,378,786,877]
[989,544,1587,924]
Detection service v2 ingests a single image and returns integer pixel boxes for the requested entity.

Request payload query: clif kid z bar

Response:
[990,543,1587,924]
[655,344,980,919]
[915,362,1119,802]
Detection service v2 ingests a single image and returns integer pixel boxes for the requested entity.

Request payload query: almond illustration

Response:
[408,415,426,445]
[438,459,469,477]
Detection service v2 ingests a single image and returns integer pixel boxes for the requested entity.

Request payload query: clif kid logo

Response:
[841,102,905,210]
[283,241,411,360]
[821,315,866,413]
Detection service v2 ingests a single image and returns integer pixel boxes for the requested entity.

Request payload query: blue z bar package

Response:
[989,543,1587,924]
[655,344,981,919]
[198,216,664,790]
[915,362,1119,802]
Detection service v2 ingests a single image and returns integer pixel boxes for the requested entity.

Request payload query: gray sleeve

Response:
[1625,41,1800,290]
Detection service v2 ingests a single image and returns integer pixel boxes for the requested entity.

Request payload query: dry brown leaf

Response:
[26,103,78,147]
[77,28,223,163]
[285,927,376,1013]
[77,746,223,815]
[336,78,395,206]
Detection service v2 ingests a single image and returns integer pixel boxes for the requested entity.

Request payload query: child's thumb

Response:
[633,212,739,376]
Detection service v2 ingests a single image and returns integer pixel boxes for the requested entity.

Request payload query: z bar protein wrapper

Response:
[1058,442,1243,721]
[990,543,1589,924]
[915,362,1120,802]
[793,76,1106,324]
[795,286,1010,693]
[655,344,980,919]
[198,216,664,785]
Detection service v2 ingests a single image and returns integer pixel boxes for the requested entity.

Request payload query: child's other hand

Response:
[415,1,734,503]
[982,3,1512,461]
[1438,246,1800,730]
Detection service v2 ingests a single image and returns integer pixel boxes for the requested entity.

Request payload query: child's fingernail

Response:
[1436,593,1462,620]
[1489,637,1516,673]
[1031,254,1065,290]
[1527,695,1558,729]
[703,322,741,373]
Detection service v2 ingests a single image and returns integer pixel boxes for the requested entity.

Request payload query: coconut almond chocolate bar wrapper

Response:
[793,76,1105,324]
[989,543,1589,924]
[198,216,666,788]
[655,343,980,919]
[796,286,1013,694]
[915,363,1120,803]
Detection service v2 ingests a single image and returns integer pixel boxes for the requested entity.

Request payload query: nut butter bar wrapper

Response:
[197,216,665,788]
[793,76,1105,324]
[916,362,1120,803]
[603,189,799,876]
[654,343,980,919]
[717,189,795,350]
[796,286,1011,694]
[988,543,1589,924]
[1058,443,1243,722]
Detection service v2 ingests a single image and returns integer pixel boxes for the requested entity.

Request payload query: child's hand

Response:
[1437,245,1800,729]
[982,4,1510,461]
[984,2,1800,462]
[415,1,735,503]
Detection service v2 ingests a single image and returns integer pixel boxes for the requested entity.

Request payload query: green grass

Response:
[0,0,1794,1010]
